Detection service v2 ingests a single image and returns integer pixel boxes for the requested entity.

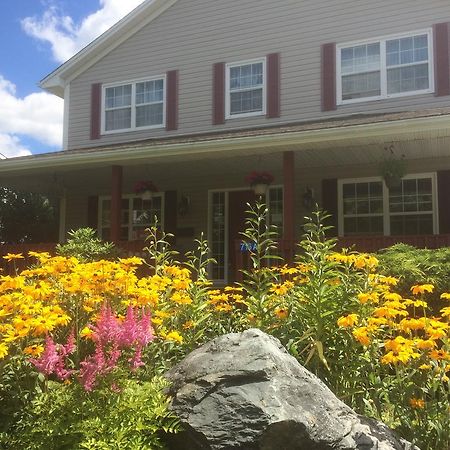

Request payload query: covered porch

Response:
[2,109,450,281]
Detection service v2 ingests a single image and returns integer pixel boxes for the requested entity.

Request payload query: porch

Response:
[2,109,450,282]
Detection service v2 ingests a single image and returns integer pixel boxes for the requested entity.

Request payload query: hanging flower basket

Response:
[379,158,406,189]
[245,171,274,196]
[133,180,158,200]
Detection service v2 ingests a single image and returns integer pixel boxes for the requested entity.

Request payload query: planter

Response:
[252,183,269,196]
[140,190,153,200]
[383,174,403,189]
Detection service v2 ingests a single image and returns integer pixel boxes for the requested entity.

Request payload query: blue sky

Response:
[0,0,145,157]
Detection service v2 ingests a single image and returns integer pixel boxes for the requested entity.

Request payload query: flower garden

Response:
[0,205,448,449]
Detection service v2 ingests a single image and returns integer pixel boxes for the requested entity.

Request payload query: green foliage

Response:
[376,243,450,305]
[0,188,58,244]
[239,201,281,329]
[56,228,116,262]
[144,219,178,275]
[2,377,179,450]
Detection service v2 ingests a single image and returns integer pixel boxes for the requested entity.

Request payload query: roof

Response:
[1,107,450,174]
[40,0,179,98]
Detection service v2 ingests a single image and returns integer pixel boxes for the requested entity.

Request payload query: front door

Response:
[228,190,256,282]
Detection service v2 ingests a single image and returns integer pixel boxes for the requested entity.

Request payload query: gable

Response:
[40,0,179,97]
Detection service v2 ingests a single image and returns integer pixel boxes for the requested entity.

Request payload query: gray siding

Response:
[68,0,450,149]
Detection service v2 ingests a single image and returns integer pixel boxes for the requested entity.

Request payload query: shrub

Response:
[56,228,116,262]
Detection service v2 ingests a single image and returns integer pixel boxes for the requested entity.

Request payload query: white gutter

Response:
[1,114,449,174]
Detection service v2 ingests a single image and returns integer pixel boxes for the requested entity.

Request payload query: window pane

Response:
[230,88,263,114]
[389,177,433,213]
[342,71,381,100]
[105,108,131,131]
[387,63,429,94]
[230,63,263,90]
[136,80,164,104]
[136,103,164,127]
[342,181,384,235]
[105,85,131,108]
[390,214,433,235]
[341,43,380,75]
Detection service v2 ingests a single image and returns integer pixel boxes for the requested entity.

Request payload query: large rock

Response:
[165,329,419,450]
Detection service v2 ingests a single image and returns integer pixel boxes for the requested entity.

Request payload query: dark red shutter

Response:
[433,23,450,97]
[213,62,225,125]
[87,196,99,230]
[321,43,337,111]
[90,83,101,140]
[164,191,178,238]
[438,171,450,233]
[267,53,280,118]
[321,178,338,235]
[166,70,179,131]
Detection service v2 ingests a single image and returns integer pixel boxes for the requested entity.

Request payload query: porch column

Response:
[58,193,67,243]
[283,151,295,264]
[110,165,123,243]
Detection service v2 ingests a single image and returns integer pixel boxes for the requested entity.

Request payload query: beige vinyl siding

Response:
[68,0,450,150]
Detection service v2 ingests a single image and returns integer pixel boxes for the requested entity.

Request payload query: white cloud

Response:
[0,134,32,159]
[22,0,147,63]
[0,75,63,154]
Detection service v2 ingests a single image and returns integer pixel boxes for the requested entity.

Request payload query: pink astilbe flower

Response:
[31,332,75,381]
[79,304,154,390]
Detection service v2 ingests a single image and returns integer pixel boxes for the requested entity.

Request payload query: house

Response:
[2,0,450,282]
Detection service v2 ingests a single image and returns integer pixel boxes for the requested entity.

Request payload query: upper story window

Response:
[226,58,266,118]
[337,30,433,104]
[102,76,165,133]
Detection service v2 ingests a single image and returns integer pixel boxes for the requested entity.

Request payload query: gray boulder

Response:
[165,328,419,450]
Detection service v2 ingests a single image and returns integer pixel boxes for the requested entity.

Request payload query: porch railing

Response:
[233,233,450,281]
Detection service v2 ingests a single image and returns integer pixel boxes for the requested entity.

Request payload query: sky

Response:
[0,0,147,158]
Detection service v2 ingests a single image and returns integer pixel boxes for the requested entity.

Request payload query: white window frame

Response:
[225,57,267,119]
[336,29,434,105]
[98,193,165,241]
[101,75,166,134]
[338,173,438,237]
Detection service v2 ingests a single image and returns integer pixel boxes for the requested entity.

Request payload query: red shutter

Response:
[87,196,99,230]
[213,62,225,125]
[321,178,338,235]
[433,23,450,97]
[164,191,178,244]
[438,170,450,233]
[90,83,101,140]
[166,70,179,131]
[321,43,337,111]
[267,53,281,118]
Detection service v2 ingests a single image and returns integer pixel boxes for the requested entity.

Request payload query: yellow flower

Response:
[352,327,371,346]
[0,343,8,359]
[337,314,358,328]
[440,292,450,301]
[275,308,288,319]
[182,320,194,330]
[23,344,44,357]
[358,292,379,304]
[409,398,425,409]
[440,306,450,318]
[3,253,24,261]
[165,331,183,343]
[419,364,432,370]
[411,284,434,295]
[80,327,93,339]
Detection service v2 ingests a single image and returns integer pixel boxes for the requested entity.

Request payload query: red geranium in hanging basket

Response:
[133,180,158,195]
[245,171,274,187]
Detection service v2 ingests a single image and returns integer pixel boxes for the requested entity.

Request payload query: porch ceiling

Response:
[1,110,450,194]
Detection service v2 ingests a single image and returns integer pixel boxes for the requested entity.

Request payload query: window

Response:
[99,194,164,240]
[337,30,433,104]
[226,58,266,118]
[103,76,165,133]
[338,174,437,236]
